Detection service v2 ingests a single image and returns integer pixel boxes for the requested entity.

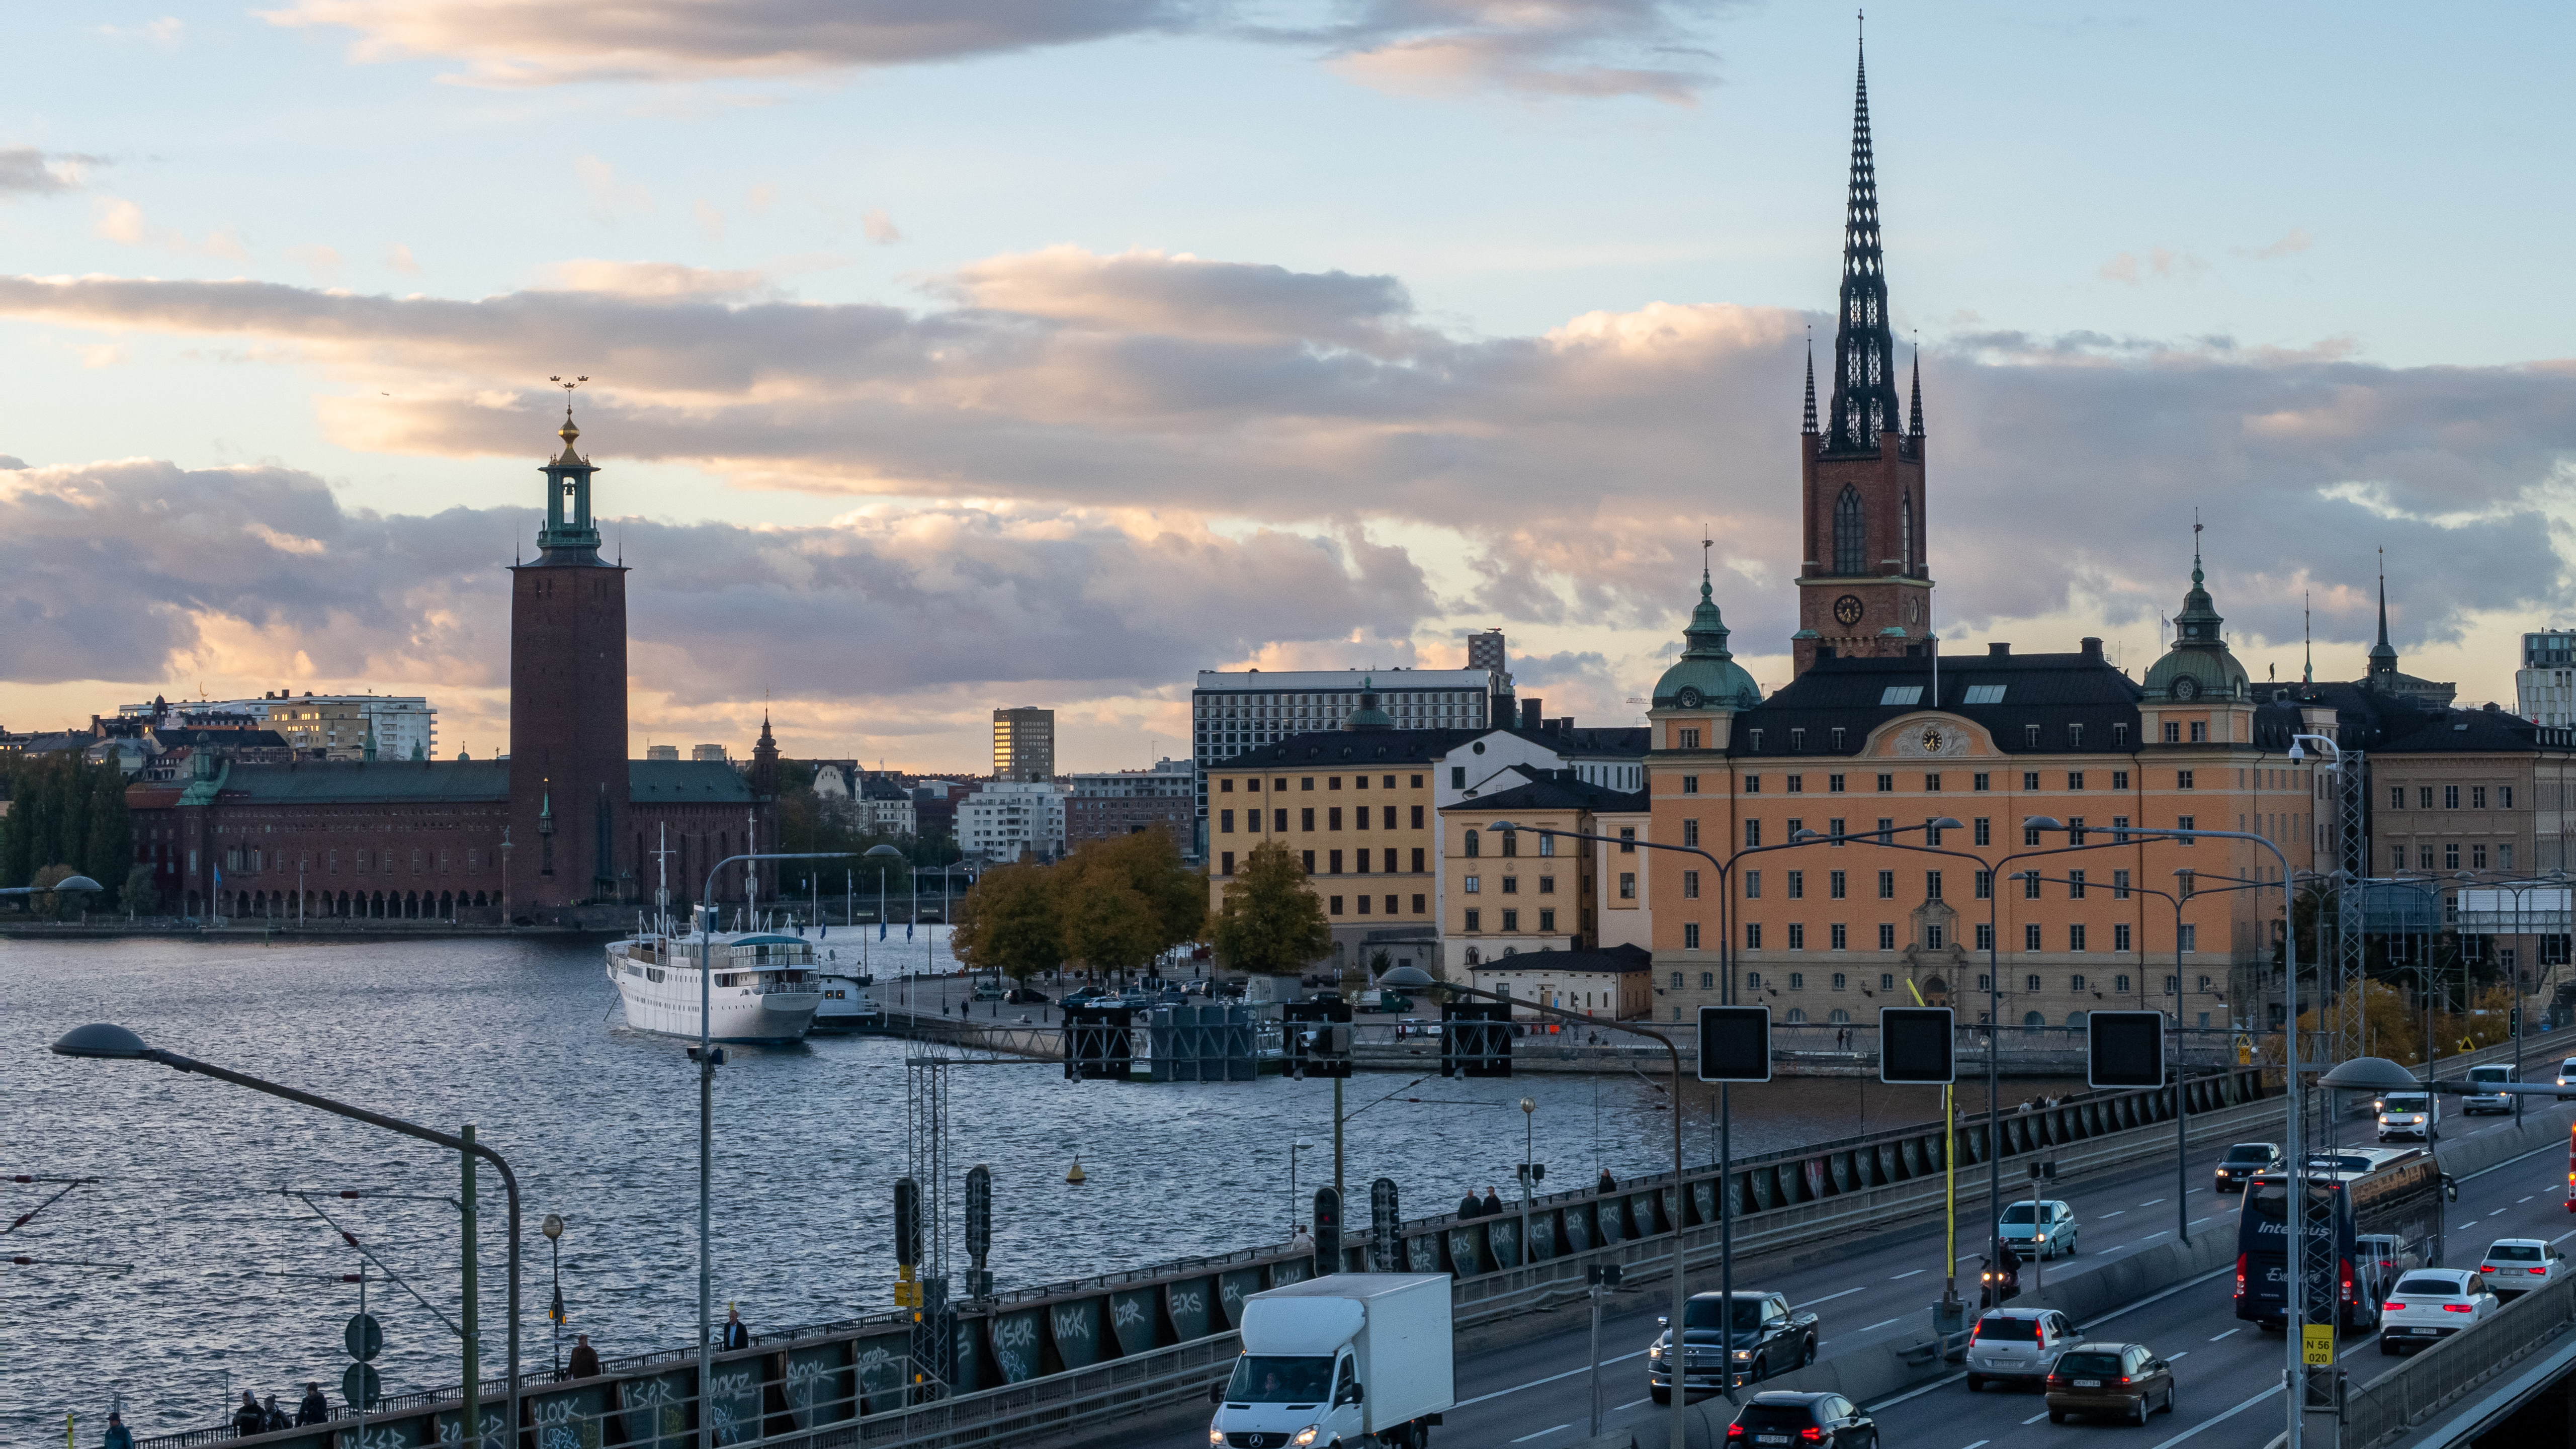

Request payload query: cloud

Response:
[693,199,725,243]
[2098,245,2204,285]
[862,207,901,245]
[575,155,653,221]
[97,17,185,46]
[0,146,106,197]
[0,251,2567,672]
[259,0,1721,101]
[384,242,421,274]
[91,198,247,258]
[285,244,344,285]
[2238,227,2314,261]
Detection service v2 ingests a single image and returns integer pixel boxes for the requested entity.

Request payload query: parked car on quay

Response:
[2043,1342,2177,1425]
[1722,1392,1878,1447]
[2213,1142,2282,1194]
[2478,1239,2567,1297]
[1003,987,1051,1005]
[2379,1269,2501,1354]
[1964,1307,2075,1391]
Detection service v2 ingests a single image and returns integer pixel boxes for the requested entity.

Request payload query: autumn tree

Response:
[951,862,1063,985]
[1057,830,1206,979]
[1211,839,1331,977]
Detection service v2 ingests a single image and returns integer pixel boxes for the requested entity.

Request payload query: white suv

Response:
[1965,1307,2075,1391]
[2479,1239,2567,1298]
[2377,1091,2439,1142]
[2379,1269,2500,1354]
[2462,1065,2515,1115]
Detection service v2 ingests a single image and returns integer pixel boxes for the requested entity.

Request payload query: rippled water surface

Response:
[3,935,2066,1439]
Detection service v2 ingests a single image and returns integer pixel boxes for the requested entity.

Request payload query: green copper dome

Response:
[2141,549,2248,703]
[1343,675,1396,731]
[1652,573,1763,711]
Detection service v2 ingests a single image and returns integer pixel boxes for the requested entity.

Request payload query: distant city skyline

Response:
[2,4,2570,771]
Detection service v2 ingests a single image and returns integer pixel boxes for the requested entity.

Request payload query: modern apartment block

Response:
[2519,629,2576,727]
[992,707,1056,783]
[958,779,1066,863]
[1065,758,1194,849]
[122,692,438,761]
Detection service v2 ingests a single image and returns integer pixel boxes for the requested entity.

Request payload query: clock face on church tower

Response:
[1833,594,1864,628]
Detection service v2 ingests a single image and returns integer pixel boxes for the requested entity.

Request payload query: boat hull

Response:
[607,935,823,1044]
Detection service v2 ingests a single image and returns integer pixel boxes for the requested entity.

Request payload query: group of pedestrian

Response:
[225,1385,326,1436]
[1453,1185,1507,1218]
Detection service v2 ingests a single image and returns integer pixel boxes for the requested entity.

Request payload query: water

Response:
[1,935,2069,1438]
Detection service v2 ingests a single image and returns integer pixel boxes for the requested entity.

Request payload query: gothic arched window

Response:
[1833,486,1867,576]
[1900,494,1913,573]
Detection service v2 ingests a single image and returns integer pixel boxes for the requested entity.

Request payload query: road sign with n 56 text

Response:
[1697,1005,1771,1082]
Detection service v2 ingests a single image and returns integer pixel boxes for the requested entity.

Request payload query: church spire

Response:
[2368,548,2399,679]
[1906,343,1923,437]
[1801,329,1819,436]
[1825,25,1900,455]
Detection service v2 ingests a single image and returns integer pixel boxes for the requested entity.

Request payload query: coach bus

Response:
[2236,1147,2450,1333]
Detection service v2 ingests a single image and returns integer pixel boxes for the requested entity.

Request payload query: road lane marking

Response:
[2522,1196,2536,1204]
[1863,1317,1905,1331]
[2189,1217,2211,1228]
[2167,1351,2188,1360]
[2209,1328,2240,1341]
[1867,1370,1967,1410]
[2139,1198,2165,1206]
[2493,1209,2510,1216]
[1509,1425,1572,1442]
[1614,1397,1652,1410]
[1800,1287,1868,1307]
[1452,1351,1647,1408]
[2138,1231,2171,1241]
[2102,1211,2125,1218]
[2022,1410,2051,1424]
[1891,1268,1926,1280]
[2145,1382,2281,1447]
[1961,1441,1989,1449]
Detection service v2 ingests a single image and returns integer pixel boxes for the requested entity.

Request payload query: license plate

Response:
[1758,1438,1791,1445]
[2074,1379,2102,1387]
[2407,1328,2436,1336]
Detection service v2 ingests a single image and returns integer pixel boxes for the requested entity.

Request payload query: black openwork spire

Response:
[1801,330,1819,436]
[1826,32,1900,455]
[1907,346,1923,437]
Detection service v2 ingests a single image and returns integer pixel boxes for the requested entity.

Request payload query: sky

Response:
[3,2,2571,774]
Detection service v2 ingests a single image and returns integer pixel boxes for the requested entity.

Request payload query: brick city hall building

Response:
[128,413,780,926]
[1639,43,2323,1038]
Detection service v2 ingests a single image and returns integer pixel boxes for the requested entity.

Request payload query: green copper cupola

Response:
[537,411,603,562]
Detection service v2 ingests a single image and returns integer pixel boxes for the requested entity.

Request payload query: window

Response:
[1974,870,1992,900]
[1792,729,1808,750]
[1302,850,1315,872]
[1465,829,1480,857]
[1786,775,1805,794]
[2418,786,2435,809]
[1925,870,1944,899]
[1220,809,1235,833]
[1745,820,1762,847]
[2069,725,2084,749]
[1831,924,1848,950]
[1828,817,1846,842]
[1878,686,1924,707]
[2067,772,2085,792]
[2113,724,2129,747]
[1700,972,1714,989]
[1464,875,1481,894]
[2502,786,2516,808]
[1788,923,1807,949]
[1833,484,1867,573]
[1928,925,1945,949]
[2024,970,2041,990]
[1829,773,1847,793]
[1330,895,1344,915]
[2112,770,2129,790]
[1670,971,1683,989]
[1683,870,1700,899]
[1926,817,1946,846]
[1831,972,1848,991]
[1685,925,1702,950]
[2419,844,2434,870]
[1275,810,1289,831]
[1539,874,1556,892]
[1682,774,1700,795]
[1452,766,1466,789]
[1963,684,2006,705]
[1220,851,1235,875]
[1302,777,1315,791]
[1973,773,1991,792]
[2445,785,2461,809]
[2022,872,2042,900]
[2070,972,2087,990]
[1787,870,1806,900]
[1831,727,1848,750]
[1411,847,1426,873]
[2023,772,2041,791]
[2112,869,2130,900]
[1829,870,1847,899]
[1747,923,1764,950]
[2178,924,2197,954]
[1619,872,1636,899]
[2112,815,2130,843]
[1875,817,1893,842]
[2025,724,2042,748]
[1301,807,1317,831]
[1413,894,1427,913]
[1678,727,1702,750]
[1877,870,1895,900]
[2177,814,2195,842]
[2446,842,2461,870]
[1976,925,1995,951]
[2473,843,2488,870]
[1974,817,1992,846]
[1619,827,1637,853]
[1329,776,1343,791]
[2198,976,2213,993]
[2503,843,2517,870]
[1328,807,1343,830]
[1747,971,1763,989]
[2069,925,2087,953]
[1683,818,1700,846]
[1500,876,1517,893]
[1877,773,1895,792]
[2025,925,2043,952]
[1749,730,1763,750]
[1464,909,1481,931]
[2189,720,2210,743]
[1501,910,1518,931]
[2390,786,2407,809]
[1538,909,1556,932]
[1926,773,1942,792]
[1878,923,1897,950]
[2162,721,2180,743]
[1787,971,1802,991]
[1500,830,1517,858]
[2115,924,2132,953]
[2067,869,2085,899]
[2176,770,2196,791]
[1744,871,1761,899]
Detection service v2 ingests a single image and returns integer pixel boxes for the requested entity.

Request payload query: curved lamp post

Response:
[50,1022,524,1443]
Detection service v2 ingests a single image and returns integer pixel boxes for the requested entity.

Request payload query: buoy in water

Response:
[1066,1156,1087,1184]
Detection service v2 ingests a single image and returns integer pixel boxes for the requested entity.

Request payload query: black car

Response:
[1725,1392,1877,1447]
[1004,988,1051,1005]
[2214,1142,2282,1194]
[1650,1291,1820,1402]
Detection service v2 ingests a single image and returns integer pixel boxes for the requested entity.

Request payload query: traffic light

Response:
[1313,1186,1341,1273]
[1063,1004,1134,1080]
[1442,1002,1513,1077]
[1696,1005,1771,1082]
[2087,1010,2166,1089]
[1284,1000,1355,1079]
[1880,1006,1955,1084]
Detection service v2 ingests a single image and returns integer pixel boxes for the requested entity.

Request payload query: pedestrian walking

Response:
[568,1333,602,1380]
[101,1412,134,1449]
[230,1391,264,1437]
[1455,1190,1481,1218]
[1479,1185,1504,1217]
[295,1383,328,1425]
[262,1395,287,1432]
[720,1303,750,1351]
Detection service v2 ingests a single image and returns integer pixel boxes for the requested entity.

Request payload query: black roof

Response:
[1734,650,2139,758]
[2245,681,2576,755]
[1444,775,1648,814]
[1210,728,1484,768]
[1467,942,1652,975]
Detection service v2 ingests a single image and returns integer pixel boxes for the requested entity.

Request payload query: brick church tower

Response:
[508,408,630,909]
[1792,37,1930,676]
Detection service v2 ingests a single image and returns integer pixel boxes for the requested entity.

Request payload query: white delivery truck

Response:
[1208,1272,1453,1448]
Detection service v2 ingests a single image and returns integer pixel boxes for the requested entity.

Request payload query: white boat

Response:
[606,927,824,1044]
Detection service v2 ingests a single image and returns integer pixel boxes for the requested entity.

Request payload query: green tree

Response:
[0,754,134,906]
[119,863,161,918]
[1211,839,1331,976]
[952,862,1063,984]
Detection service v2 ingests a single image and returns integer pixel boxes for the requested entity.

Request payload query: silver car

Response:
[1997,1200,2081,1260]
[1966,1307,2074,1391]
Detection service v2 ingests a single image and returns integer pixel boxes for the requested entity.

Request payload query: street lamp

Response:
[1518,1096,1538,1286]
[1379,958,1690,1449]
[49,1022,524,1444]
[694,849,852,1449]
[542,1214,565,1379]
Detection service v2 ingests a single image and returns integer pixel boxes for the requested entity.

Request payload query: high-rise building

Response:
[2516,630,2573,726]
[1791,39,1931,676]
[1465,629,1509,673]
[992,707,1056,782]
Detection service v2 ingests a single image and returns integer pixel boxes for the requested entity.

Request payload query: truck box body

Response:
[1232,1273,1453,1436]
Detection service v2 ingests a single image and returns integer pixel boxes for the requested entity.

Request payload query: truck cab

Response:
[1210,1273,1451,1449]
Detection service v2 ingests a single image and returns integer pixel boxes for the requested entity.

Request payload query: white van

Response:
[2557,1058,2576,1096]
[2377,1091,2439,1142]
[2463,1064,2515,1115]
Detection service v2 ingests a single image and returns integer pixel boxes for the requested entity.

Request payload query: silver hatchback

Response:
[1966,1308,2075,1391]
